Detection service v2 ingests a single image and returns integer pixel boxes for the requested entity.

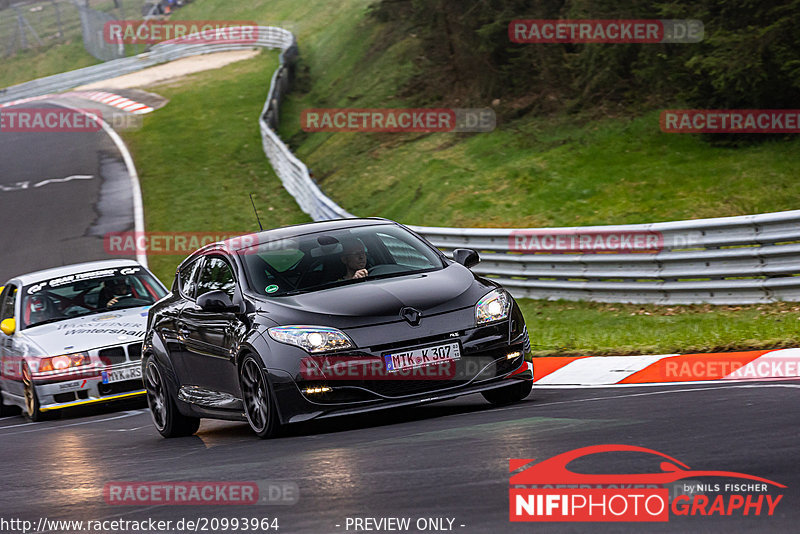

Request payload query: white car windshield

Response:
[21,266,167,329]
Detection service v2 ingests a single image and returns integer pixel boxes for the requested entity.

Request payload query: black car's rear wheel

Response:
[482,380,533,406]
[144,356,199,438]
[22,363,47,421]
[240,354,281,439]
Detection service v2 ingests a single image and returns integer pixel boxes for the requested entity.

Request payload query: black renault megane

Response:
[142,218,533,438]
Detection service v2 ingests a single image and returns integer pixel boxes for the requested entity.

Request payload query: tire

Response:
[22,362,48,421]
[239,354,282,439]
[482,379,533,406]
[144,356,199,438]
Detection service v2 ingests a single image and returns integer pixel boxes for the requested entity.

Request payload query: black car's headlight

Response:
[268,326,355,353]
[476,289,511,325]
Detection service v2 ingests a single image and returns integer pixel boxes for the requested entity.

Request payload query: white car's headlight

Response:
[268,326,354,353]
[476,289,511,325]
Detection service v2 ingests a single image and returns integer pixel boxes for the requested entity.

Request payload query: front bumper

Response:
[33,363,145,412]
[266,317,532,424]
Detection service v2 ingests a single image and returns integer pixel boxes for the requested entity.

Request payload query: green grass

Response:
[0,41,99,88]
[121,51,309,284]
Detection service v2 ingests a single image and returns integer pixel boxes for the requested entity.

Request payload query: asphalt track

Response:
[0,102,136,282]
[0,382,797,533]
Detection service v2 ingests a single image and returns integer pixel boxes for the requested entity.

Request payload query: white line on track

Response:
[43,101,148,267]
[488,382,800,415]
[0,409,145,436]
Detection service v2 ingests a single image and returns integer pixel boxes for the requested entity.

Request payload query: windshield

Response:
[240,224,445,296]
[21,266,167,329]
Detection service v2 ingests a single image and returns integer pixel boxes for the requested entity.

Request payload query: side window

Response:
[0,285,18,321]
[195,257,236,299]
[178,259,201,299]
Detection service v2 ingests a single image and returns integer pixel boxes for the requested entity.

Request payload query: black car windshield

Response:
[21,266,167,329]
[240,224,446,296]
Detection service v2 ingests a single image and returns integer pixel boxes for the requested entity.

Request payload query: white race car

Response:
[0,259,167,420]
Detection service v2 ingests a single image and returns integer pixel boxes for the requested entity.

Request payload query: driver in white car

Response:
[99,277,133,308]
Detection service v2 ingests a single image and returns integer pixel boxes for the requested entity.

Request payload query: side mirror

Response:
[197,290,238,313]
[453,248,480,268]
[1,318,15,336]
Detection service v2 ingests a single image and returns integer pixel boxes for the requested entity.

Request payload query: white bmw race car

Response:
[0,259,168,420]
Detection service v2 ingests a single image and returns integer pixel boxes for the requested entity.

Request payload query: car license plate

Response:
[102,366,142,384]
[384,342,461,372]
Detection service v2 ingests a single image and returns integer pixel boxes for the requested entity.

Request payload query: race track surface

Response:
[0,102,136,282]
[0,382,796,533]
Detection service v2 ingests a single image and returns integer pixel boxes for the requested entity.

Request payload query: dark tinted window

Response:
[0,285,17,321]
[196,257,236,298]
[178,259,201,298]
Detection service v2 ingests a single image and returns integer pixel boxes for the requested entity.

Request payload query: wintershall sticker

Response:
[301,108,496,132]
[509,230,663,253]
[0,108,102,132]
[104,21,259,44]
[509,19,704,44]
[661,110,800,133]
[509,445,785,522]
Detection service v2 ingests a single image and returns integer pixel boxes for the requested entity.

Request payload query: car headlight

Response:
[476,289,510,325]
[268,326,354,353]
[37,352,91,372]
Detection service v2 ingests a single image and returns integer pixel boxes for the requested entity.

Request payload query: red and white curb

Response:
[67,91,153,114]
[533,348,800,387]
[0,91,153,114]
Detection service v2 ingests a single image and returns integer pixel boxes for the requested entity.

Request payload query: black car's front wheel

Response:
[239,354,281,439]
[482,380,533,406]
[144,356,200,438]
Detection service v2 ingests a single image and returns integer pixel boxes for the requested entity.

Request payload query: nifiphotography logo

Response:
[509,445,785,522]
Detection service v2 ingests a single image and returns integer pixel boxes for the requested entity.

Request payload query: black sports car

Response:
[142,218,533,438]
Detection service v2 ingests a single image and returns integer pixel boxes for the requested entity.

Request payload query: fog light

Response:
[506,351,522,360]
[304,386,332,395]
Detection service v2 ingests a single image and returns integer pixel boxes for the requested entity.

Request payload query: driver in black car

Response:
[99,277,133,308]
[340,238,369,280]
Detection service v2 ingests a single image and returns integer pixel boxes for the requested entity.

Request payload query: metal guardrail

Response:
[3,26,798,305]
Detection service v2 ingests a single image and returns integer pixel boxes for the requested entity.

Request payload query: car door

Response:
[176,255,242,397]
[0,284,24,397]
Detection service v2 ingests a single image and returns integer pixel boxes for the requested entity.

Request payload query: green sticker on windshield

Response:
[265,285,279,294]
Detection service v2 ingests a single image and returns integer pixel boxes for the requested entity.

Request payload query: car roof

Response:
[8,259,143,286]
[183,218,397,264]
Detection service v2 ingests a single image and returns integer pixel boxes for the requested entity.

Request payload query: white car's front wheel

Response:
[21,363,46,421]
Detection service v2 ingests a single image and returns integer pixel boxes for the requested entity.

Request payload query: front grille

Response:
[54,392,76,403]
[98,379,143,396]
[99,347,126,365]
[127,343,142,360]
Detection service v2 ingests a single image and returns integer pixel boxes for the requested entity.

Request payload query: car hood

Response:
[20,306,150,356]
[256,264,496,328]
